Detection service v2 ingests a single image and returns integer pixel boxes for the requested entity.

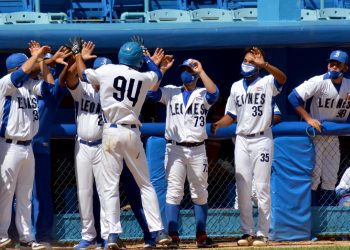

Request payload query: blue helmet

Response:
[118,42,143,69]
[6,53,28,71]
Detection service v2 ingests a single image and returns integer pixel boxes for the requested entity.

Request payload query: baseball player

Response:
[61,41,109,249]
[233,103,282,210]
[288,50,350,206]
[0,42,54,249]
[31,48,71,246]
[73,37,173,249]
[147,57,220,248]
[335,167,350,206]
[211,47,287,247]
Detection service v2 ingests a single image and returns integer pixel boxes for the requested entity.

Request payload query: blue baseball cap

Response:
[6,53,28,70]
[328,50,348,65]
[178,58,195,70]
[44,53,53,59]
[93,57,112,69]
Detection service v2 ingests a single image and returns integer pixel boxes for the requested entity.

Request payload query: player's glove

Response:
[130,35,147,52]
[65,37,83,55]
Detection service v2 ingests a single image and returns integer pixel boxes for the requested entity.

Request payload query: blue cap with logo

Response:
[6,53,28,70]
[179,58,195,70]
[93,57,112,69]
[328,50,348,65]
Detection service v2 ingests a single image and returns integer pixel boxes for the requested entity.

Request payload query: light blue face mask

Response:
[241,63,257,78]
[181,71,197,85]
[327,70,343,79]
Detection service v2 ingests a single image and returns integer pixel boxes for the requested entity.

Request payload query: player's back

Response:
[96,64,157,125]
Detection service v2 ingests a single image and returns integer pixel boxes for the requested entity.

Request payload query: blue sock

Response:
[166,203,180,234]
[194,203,208,235]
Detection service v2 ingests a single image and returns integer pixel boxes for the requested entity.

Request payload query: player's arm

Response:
[288,88,322,132]
[59,57,78,89]
[210,113,236,135]
[250,47,287,85]
[148,54,174,91]
[273,103,282,124]
[190,59,219,104]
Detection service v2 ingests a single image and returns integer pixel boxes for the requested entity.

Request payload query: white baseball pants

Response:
[0,139,34,242]
[102,125,164,234]
[75,141,108,241]
[235,129,273,238]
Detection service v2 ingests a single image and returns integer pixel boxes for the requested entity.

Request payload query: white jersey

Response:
[225,75,281,136]
[294,75,350,121]
[159,85,212,142]
[85,64,158,125]
[69,79,103,141]
[0,73,43,141]
[336,167,350,192]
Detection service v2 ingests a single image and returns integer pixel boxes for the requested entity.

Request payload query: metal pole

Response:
[35,0,40,12]
[144,0,149,12]
[320,0,324,9]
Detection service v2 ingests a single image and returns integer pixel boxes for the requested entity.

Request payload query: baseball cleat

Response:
[252,236,269,247]
[0,238,11,248]
[167,234,180,249]
[73,239,96,249]
[237,234,254,246]
[19,241,46,250]
[155,231,171,245]
[107,234,126,250]
[196,235,218,248]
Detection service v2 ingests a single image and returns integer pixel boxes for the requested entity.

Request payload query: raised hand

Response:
[52,46,72,66]
[81,41,97,61]
[130,35,147,52]
[249,47,265,67]
[188,59,203,74]
[28,40,41,56]
[151,48,164,66]
[159,54,174,72]
[65,36,83,55]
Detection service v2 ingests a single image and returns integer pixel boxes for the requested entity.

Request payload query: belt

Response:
[79,138,102,147]
[110,124,138,129]
[246,131,264,137]
[167,140,205,147]
[5,139,32,146]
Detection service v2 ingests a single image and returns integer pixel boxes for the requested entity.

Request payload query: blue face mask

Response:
[241,63,257,78]
[327,70,343,79]
[181,71,197,85]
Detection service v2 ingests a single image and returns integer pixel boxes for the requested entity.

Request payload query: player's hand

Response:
[249,47,265,67]
[81,41,97,61]
[210,122,219,135]
[306,118,323,133]
[29,41,51,59]
[28,40,41,56]
[65,36,83,55]
[150,48,164,66]
[52,46,72,66]
[188,59,203,74]
[130,35,147,52]
[159,55,174,72]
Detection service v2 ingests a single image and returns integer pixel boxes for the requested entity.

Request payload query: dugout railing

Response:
[49,121,350,242]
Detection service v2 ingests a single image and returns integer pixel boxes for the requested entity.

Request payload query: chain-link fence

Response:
[51,134,350,242]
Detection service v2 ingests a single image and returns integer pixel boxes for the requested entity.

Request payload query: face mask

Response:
[241,63,257,78]
[181,71,197,85]
[327,70,343,79]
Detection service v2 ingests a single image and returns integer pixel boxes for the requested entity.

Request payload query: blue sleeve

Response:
[288,89,305,108]
[143,56,162,81]
[51,79,66,99]
[206,86,219,105]
[40,81,53,97]
[82,70,88,83]
[10,68,29,88]
[226,111,237,120]
[147,89,162,102]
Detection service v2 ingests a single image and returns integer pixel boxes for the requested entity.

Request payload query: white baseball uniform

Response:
[84,64,164,233]
[233,103,281,210]
[157,85,214,205]
[225,74,281,237]
[0,74,46,243]
[68,79,108,241]
[294,75,350,190]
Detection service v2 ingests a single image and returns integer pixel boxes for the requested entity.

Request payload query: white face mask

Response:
[241,63,257,77]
